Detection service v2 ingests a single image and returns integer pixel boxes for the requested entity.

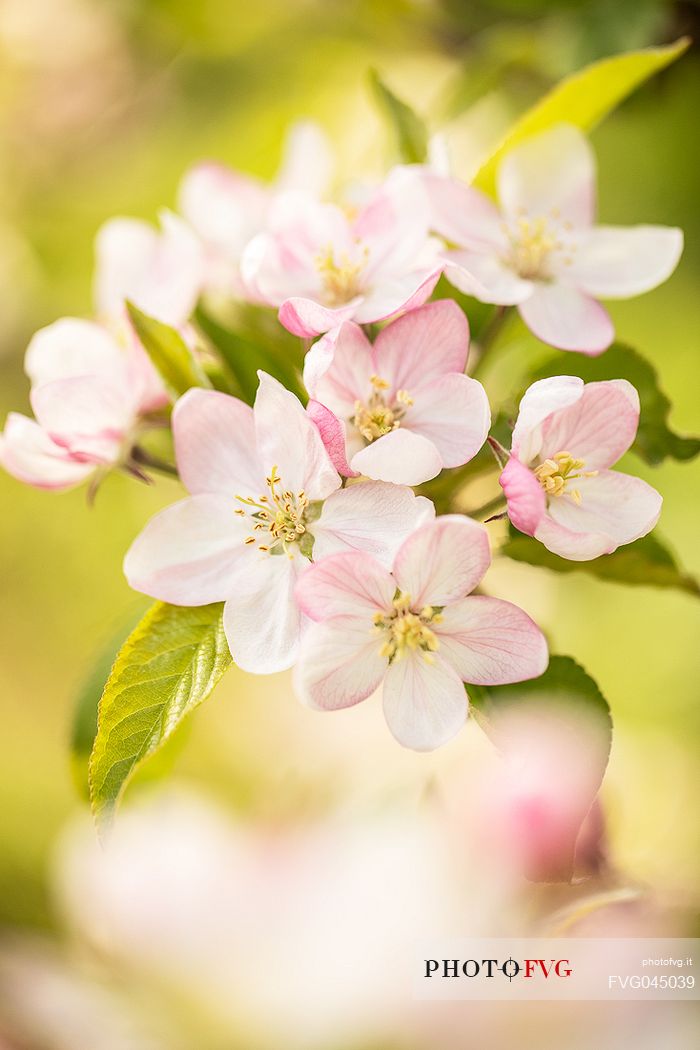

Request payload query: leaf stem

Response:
[131,446,179,479]
[467,494,507,520]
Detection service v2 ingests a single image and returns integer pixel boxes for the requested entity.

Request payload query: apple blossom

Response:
[304,300,490,485]
[294,515,548,751]
[179,120,333,296]
[427,123,683,353]
[0,318,167,490]
[124,373,433,673]
[499,375,662,560]
[240,169,443,338]
[94,209,203,332]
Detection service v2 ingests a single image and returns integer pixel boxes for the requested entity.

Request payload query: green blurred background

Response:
[0,0,699,933]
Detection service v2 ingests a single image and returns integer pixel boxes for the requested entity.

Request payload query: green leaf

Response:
[532,343,700,465]
[89,602,231,829]
[194,304,305,403]
[469,656,612,882]
[502,529,699,597]
[370,69,428,164]
[126,301,210,399]
[70,611,147,799]
[474,38,689,195]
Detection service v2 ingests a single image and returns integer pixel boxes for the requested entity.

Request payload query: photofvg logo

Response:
[414,938,700,1001]
[425,957,572,981]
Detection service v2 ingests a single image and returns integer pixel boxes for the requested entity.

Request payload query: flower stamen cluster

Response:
[352,375,414,443]
[235,466,312,556]
[504,211,574,280]
[315,244,368,306]
[373,592,443,664]
[533,449,598,505]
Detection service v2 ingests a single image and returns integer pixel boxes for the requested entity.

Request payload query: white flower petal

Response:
[546,470,662,547]
[511,375,584,464]
[223,551,305,673]
[124,495,249,605]
[24,318,125,388]
[382,652,466,751]
[565,225,683,298]
[539,379,640,470]
[443,251,534,305]
[173,388,264,496]
[518,284,614,354]
[497,124,595,227]
[294,616,386,711]
[254,372,340,500]
[350,429,443,486]
[313,481,434,567]
[435,596,548,685]
[0,413,94,490]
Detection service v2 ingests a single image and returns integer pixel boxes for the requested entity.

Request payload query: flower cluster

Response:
[0,118,678,750]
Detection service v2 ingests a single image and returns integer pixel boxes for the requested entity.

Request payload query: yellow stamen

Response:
[533,449,598,503]
[315,243,368,306]
[374,591,442,664]
[352,376,414,444]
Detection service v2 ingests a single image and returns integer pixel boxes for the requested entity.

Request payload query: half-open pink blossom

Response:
[0,318,162,490]
[124,374,434,673]
[427,124,683,353]
[294,515,548,751]
[499,376,662,560]
[241,169,443,338]
[304,300,490,485]
[179,121,334,297]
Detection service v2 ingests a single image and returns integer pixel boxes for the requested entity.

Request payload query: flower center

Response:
[504,211,574,280]
[234,466,319,558]
[352,374,414,443]
[533,450,598,505]
[314,242,368,306]
[373,591,442,663]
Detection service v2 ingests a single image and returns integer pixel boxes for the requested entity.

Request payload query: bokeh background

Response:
[0,0,699,1046]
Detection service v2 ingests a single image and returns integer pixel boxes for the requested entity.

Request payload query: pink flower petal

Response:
[94,212,202,329]
[533,515,615,561]
[565,225,683,298]
[372,299,470,389]
[546,469,662,548]
[0,413,94,490]
[443,251,534,305]
[295,550,394,621]
[312,481,434,567]
[24,318,125,388]
[275,120,334,197]
[350,428,443,485]
[511,375,584,463]
[306,400,359,477]
[435,595,549,685]
[383,652,466,751]
[278,297,360,338]
[351,266,441,326]
[124,494,250,605]
[304,322,374,414]
[294,616,387,711]
[420,173,506,249]
[173,388,264,496]
[517,284,614,354]
[540,379,640,469]
[254,372,340,500]
[497,124,595,227]
[178,162,269,260]
[404,372,490,468]
[30,375,135,461]
[223,550,305,673]
[392,515,491,607]
[499,456,546,535]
